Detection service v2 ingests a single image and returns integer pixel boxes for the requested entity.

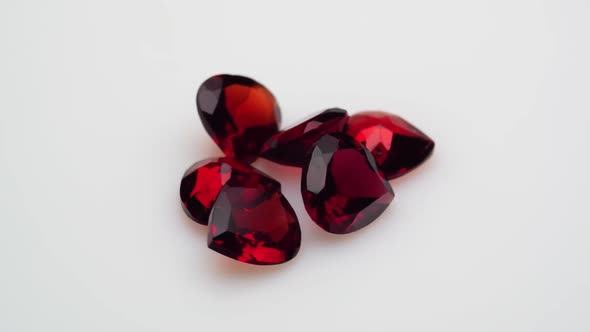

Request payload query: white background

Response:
[1,0,589,331]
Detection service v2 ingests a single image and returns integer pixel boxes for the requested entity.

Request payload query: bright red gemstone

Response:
[197,74,281,163]
[260,108,349,167]
[208,165,301,265]
[345,111,434,179]
[301,133,394,234]
[179,157,253,225]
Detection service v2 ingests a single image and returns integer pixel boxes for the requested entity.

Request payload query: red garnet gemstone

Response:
[179,157,253,225]
[345,111,435,179]
[260,108,349,167]
[196,74,281,163]
[207,166,301,265]
[301,133,394,234]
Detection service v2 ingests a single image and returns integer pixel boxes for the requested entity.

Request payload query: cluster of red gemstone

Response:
[183,74,434,265]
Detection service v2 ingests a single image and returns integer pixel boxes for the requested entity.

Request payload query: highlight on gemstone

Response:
[260,108,349,167]
[179,157,255,225]
[196,74,281,163]
[345,111,434,180]
[301,133,394,234]
[207,164,301,265]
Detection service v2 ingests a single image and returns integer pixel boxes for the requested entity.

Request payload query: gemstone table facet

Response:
[197,74,281,163]
[301,133,394,234]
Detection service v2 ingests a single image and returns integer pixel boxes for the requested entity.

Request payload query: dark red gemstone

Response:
[197,74,281,163]
[260,108,349,167]
[345,111,434,179]
[179,157,254,225]
[301,133,394,234]
[208,165,301,265]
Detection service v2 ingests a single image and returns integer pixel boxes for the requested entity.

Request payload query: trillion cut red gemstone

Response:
[301,133,394,234]
[179,157,254,225]
[208,165,301,265]
[345,111,434,179]
[260,108,349,167]
[197,74,281,163]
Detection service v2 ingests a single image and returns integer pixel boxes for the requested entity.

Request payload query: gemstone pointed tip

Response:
[346,111,435,179]
[260,108,349,167]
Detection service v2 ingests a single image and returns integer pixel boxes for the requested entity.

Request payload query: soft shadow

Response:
[205,252,295,281]
[173,117,223,165]
[194,140,222,158]
[389,151,438,188]
[179,202,208,237]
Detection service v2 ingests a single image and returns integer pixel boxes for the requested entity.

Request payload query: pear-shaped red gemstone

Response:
[345,111,434,179]
[301,133,394,234]
[260,108,348,167]
[208,165,301,265]
[180,157,254,225]
[197,74,281,163]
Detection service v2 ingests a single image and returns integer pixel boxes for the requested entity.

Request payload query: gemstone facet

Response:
[208,165,301,265]
[345,111,434,179]
[301,133,394,234]
[197,74,281,162]
[260,108,349,167]
[180,157,254,225]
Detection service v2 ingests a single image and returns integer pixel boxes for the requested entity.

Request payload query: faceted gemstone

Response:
[208,166,301,265]
[260,108,349,167]
[196,74,281,163]
[179,157,254,225]
[301,133,394,234]
[345,111,435,179]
